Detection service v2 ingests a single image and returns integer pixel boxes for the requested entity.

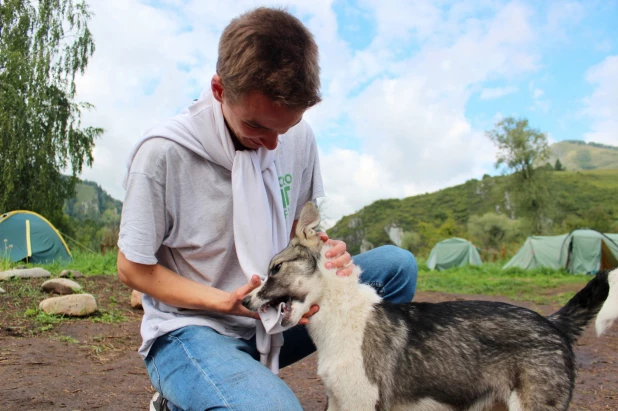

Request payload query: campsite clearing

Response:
[1,273,617,410]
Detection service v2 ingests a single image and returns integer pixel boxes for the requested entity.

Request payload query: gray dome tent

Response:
[503,229,618,274]
[426,238,482,271]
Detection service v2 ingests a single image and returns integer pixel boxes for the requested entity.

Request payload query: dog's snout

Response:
[241,295,255,311]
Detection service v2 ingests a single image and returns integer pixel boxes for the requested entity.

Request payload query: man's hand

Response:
[299,305,319,325]
[226,275,261,319]
[318,232,354,277]
[296,234,354,325]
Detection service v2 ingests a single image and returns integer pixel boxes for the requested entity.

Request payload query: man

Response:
[118,7,417,411]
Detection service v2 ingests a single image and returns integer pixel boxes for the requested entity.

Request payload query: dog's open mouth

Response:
[258,296,293,316]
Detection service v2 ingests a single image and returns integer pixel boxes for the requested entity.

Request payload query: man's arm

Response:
[117,250,259,319]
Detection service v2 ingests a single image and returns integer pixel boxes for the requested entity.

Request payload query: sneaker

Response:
[150,392,170,411]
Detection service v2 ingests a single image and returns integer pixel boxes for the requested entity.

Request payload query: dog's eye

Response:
[271,263,282,275]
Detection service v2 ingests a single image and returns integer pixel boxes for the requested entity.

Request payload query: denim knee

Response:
[355,245,418,303]
[379,245,418,302]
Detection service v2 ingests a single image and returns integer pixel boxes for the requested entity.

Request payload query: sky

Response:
[75,0,618,228]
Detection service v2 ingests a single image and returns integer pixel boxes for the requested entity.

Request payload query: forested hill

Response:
[327,168,618,256]
[548,140,618,171]
[64,180,122,222]
[63,180,122,251]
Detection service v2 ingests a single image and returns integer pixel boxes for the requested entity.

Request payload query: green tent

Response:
[426,238,483,271]
[503,234,566,271]
[503,229,618,274]
[0,210,72,264]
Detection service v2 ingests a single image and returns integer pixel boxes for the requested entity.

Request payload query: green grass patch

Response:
[417,261,590,305]
[90,309,127,324]
[2,249,118,276]
[42,249,118,275]
[57,335,80,344]
[24,308,68,332]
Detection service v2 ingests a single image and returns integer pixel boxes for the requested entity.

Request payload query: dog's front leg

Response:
[324,387,341,411]
[324,382,379,411]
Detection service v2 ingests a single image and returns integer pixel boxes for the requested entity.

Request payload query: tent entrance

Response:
[601,241,618,272]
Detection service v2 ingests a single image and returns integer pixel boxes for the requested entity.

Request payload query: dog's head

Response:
[242,201,327,327]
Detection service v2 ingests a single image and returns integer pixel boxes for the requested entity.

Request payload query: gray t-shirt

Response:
[119,122,323,358]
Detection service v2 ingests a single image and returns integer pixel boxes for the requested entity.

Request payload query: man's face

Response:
[212,76,305,151]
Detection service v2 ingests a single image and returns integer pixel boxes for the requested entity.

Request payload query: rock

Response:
[131,290,143,309]
[39,294,97,317]
[59,269,85,279]
[0,267,51,281]
[0,286,5,293]
[41,278,82,295]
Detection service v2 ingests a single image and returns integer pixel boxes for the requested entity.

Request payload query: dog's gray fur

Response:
[243,202,618,411]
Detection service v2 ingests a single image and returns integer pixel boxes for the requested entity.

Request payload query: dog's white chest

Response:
[309,287,382,411]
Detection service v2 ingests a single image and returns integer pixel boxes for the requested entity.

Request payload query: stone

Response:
[41,278,82,295]
[39,294,97,317]
[59,269,85,279]
[130,290,143,309]
[0,267,51,281]
[0,286,5,293]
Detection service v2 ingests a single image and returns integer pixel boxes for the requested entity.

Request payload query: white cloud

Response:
[74,1,596,228]
[316,1,539,226]
[545,1,585,41]
[480,86,518,100]
[582,55,618,145]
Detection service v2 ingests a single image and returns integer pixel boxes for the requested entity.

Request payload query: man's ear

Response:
[211,75,224,103]
[295,202,321,241]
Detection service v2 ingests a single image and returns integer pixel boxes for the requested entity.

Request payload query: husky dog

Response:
[243,202,618,411]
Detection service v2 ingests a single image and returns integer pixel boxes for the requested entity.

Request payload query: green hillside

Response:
[63,180,122,252]
[548,141,618,171]
[327,168,618,257]
[65,180,122,222]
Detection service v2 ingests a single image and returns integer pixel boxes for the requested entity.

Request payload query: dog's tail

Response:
[548,268,618,343]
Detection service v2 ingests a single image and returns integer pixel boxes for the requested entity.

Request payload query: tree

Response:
[554,159,565,171]
[486,117,553,234]
[467,212,521,252]
[0,0,103,231]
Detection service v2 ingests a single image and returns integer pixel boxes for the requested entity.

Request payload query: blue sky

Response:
[75,0,618,226]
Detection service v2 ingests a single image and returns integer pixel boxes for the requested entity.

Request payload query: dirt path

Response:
[1,278,617,410]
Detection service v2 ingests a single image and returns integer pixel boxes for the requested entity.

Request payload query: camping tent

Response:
[426,238,483,271]
[503,229,618,274]
[0,210,72,264]
[502,234,566,271]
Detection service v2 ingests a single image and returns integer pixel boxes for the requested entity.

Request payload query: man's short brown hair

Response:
[217,7,321,109]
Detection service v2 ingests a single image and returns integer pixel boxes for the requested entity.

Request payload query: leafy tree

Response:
[554,159,565,171]
[467,212,521,252]
[583,207,616,233]
[402,217,465,257]
[0,0,103,232]
[486,117,553,234]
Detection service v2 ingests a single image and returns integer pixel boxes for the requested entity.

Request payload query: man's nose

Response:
[261,132,279,150]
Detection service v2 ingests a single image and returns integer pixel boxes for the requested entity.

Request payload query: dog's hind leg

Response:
[506,391,525,411]
[510,385,570,411]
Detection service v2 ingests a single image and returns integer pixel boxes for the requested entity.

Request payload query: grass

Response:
[37,249,118,275]
[1,251,597,334]
[1,248,117,276]
[417,261,591,305]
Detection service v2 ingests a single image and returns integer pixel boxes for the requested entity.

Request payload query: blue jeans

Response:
[145,245,417,411]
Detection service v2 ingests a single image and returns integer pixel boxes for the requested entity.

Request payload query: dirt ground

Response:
[1,275,617,410]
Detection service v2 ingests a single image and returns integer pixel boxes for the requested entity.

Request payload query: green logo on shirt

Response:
[279,174,292,219]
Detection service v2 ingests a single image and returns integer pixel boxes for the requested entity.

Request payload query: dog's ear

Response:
[296,202,321,241]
